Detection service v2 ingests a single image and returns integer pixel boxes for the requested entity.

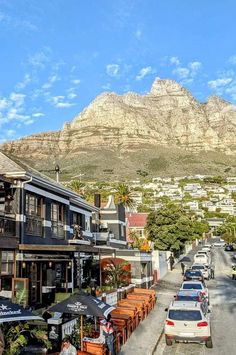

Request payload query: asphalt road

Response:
[154,246,236,355]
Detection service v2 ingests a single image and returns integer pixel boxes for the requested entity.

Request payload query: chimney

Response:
[94,194,101,208]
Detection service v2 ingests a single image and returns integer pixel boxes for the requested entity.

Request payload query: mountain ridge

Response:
[1,78,236,180]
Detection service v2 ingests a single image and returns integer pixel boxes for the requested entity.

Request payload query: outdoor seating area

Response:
[47,287,157,355]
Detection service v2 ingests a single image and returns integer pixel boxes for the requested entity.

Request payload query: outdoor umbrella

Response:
[0,298,43,323]
[49,293,115,350]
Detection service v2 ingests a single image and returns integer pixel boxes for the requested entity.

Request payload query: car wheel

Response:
[165,336,173,346]
[205,338,213,348]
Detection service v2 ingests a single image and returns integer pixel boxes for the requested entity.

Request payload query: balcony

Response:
[0,214,16,237]
[25,215,43,237]
[93,232,115,243]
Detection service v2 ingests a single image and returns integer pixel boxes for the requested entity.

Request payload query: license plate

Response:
[180,332,194,337]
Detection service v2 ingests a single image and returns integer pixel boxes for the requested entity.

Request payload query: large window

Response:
[51,202,65,239]
[25,193,43,236]
[1,251,14,275]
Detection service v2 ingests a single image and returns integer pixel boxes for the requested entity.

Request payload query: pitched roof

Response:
[126,213,148,228]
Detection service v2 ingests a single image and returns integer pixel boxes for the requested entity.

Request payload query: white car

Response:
[194,254,209,265]
[191,263,211,280]
[197,250,212,263]
[180,281,209,304]
[164,300,213,348]
[204,243,212,249]
[201,247,211,253]
[213,241,225,247]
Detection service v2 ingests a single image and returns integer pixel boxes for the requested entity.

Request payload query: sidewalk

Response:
[119,248,196,355]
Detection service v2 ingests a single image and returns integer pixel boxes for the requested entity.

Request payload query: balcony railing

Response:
[25,215,43,236]
[0,215,16,237]
[51,221,65,239]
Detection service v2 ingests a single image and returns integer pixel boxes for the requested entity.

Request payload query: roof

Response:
[126,213,148,228]
[0,150,98,212]
[170,300,201,309]
[176,290,202,296]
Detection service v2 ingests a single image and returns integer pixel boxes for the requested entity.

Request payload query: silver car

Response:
[191,263,211,280]
[164,300,213,348]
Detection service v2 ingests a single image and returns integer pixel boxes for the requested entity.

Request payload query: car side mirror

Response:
[164,308,168,312]
[173,295,176,298]
[207,309,211,313]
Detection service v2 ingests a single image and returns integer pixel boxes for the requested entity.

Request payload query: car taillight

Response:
[197,321,208,327]
[201,291,206,295]
[166,320,175,326]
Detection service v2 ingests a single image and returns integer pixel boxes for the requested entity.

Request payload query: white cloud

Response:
[42,74,60,90]
[32,112,45,118]
[106,64,120,77]
[208,78,233,89]
[136,66,155,80]
[135,29,142,39]
[173,67,190,79]
[0,98,8,110]
[228,55,236,65]
[67,92,77,100]
[6,129,16,137]
[49,95,75,108]
[188,61,202,72]
[170,56,180,66]
[71,79,81,85]
[28,48,51,68]
[15,74,31,90]
[170,57,202,82]
[9,93,25,107]
[102,83,111,90]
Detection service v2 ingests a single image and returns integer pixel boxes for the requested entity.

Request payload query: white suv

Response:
[191,263,211,280]
[164,300,213,348]
[180,281,209,304]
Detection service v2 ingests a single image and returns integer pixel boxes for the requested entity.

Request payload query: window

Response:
[51,202,65,239]
[1,251,14,275]
[25,193,43,236]
[169,310,202,321]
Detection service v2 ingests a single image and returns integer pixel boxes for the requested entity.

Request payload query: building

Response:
[0,151,103,307]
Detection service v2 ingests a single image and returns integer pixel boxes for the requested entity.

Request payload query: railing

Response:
[0,215,16,237]
[25,215,43,236]
[92,232,110,242]
[51,221,65,239]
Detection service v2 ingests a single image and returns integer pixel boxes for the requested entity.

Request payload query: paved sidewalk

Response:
[119,248,196,355]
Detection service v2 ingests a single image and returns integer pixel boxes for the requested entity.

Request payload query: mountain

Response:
[1,79,236,180]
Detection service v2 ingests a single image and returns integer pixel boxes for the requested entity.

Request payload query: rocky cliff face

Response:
[1,78,236,179]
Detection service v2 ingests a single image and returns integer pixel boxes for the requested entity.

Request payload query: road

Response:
[154,247,236,355]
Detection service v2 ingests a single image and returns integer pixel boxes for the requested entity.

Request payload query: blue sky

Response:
[0,0,236,143]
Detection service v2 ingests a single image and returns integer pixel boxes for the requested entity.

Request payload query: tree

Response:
[145,203,209,252]
[68,180,85,195]
[103,259,131,288]
[115,183,134,208]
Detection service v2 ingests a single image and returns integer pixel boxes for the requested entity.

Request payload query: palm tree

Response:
[115,183,134,208]
[68,180,85,195]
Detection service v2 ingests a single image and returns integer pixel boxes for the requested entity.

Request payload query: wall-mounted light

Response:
[68,261,72,268]
[22,262,26,269]
[49,261,52,268]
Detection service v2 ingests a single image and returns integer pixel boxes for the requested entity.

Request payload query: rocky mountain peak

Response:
[149,78,191,97]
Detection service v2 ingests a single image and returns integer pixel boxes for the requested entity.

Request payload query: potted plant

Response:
[1,321,51,355]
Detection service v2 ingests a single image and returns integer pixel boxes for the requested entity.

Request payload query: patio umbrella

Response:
[49,293,115,350]
[0,298,43,323]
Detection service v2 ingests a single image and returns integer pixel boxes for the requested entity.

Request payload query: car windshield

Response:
[176,295,199,301]
[185,271,202,277]
[169,310,202,321]
[182,283,203,290]
[192,266,205,270]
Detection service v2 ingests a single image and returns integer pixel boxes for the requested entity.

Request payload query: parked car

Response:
[193,254,209,265]
[204,243,212,249]
[196,250,212,263]
[183,269,204,282]
[180,281,209,304]
[191,263,211,280]
[225,244,234,252]
[164,300,213,348]
[174,290,208,313]
[201,247,211,253]
[213,241,226,247]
